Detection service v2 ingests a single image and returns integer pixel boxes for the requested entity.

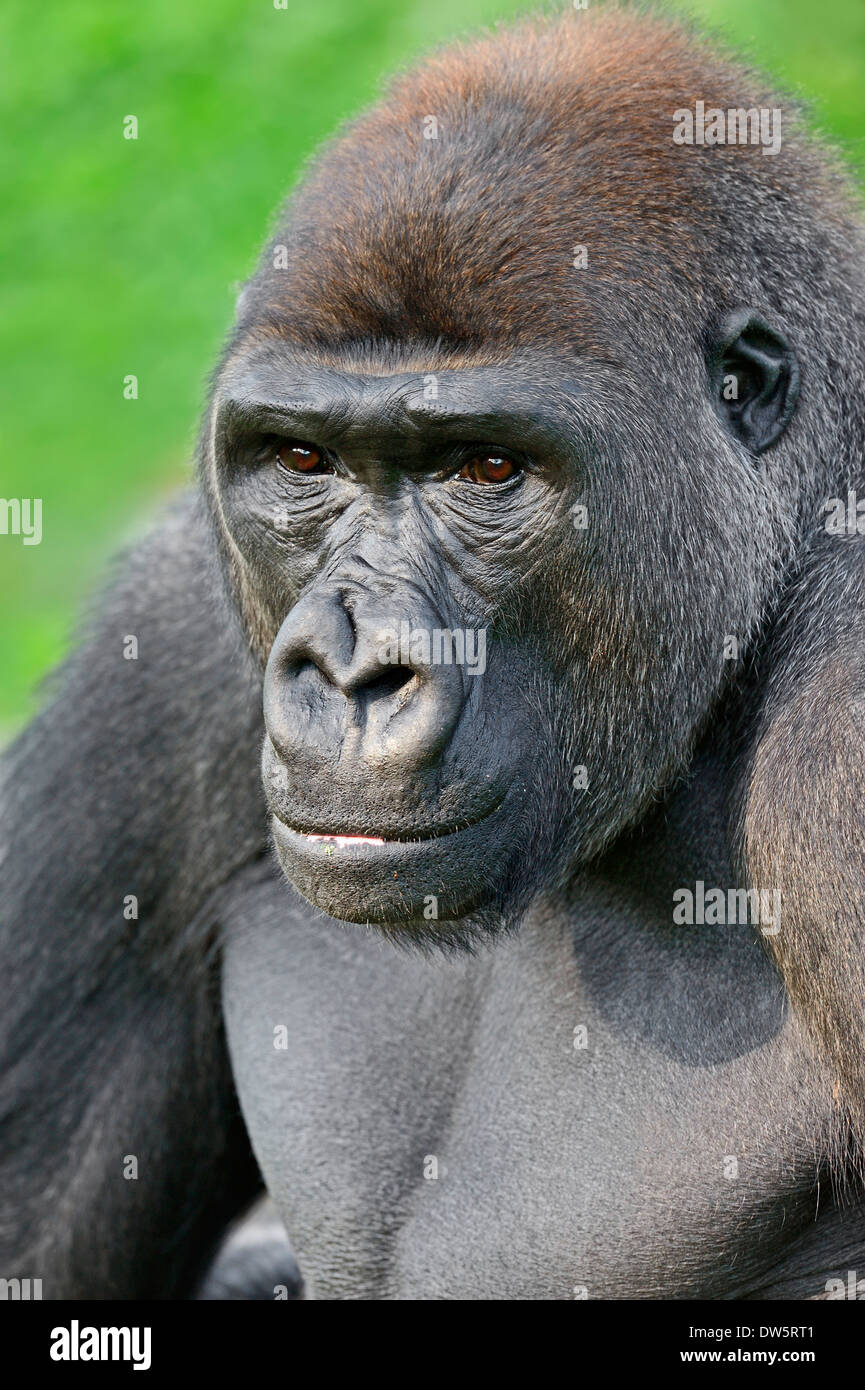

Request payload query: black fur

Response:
[3,5,865,1299]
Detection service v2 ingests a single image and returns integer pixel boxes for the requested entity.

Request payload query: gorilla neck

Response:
[583,741,737,935]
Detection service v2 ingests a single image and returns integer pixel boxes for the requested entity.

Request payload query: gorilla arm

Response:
[0,495,266,1298]
[736,528,865,1156]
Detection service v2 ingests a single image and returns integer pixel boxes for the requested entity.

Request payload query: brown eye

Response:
[459,453,518,485]
[276,441,328,474]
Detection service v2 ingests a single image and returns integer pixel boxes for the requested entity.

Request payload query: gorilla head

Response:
[201,8,862,950]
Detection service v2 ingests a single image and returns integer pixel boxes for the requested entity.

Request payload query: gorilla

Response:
[3,3,865,1301]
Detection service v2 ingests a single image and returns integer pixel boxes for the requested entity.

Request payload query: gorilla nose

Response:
[263,583,468,775]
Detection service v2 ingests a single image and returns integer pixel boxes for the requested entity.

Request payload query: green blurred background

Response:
[1,0,863,735]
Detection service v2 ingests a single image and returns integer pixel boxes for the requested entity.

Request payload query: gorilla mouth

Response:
[269,792,517,923]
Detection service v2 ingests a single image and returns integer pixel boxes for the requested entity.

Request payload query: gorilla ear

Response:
[709,311,799,454]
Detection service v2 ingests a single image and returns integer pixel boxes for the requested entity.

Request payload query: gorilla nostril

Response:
[360,665,416,704]
[289,658,330,688]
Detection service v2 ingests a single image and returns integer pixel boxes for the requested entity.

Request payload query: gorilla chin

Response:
[269,792,526,933]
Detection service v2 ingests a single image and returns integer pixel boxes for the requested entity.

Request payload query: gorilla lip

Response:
[271,793,507,847]
[282,822,483,848]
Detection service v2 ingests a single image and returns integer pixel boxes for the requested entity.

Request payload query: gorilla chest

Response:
[222,888,825,1300]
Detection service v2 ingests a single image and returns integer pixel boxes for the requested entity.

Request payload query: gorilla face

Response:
[209,325,798,939]
[213,354,568,931]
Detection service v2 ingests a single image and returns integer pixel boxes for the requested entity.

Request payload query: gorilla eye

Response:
[275,441,331,474]
[459,453,519,485]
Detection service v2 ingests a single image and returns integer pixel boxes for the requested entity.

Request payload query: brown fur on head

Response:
[230,4,855,362]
